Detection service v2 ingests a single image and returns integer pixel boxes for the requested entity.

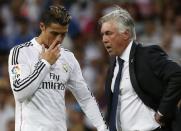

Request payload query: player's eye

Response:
[60,33,66,37]
[50,31,59,36]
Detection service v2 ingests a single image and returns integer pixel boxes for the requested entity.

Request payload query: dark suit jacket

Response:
[105,41,181,129]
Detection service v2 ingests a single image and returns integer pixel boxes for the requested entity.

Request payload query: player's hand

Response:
[40,38,61,65]
[98,128,109,131]
[97,125,109,131]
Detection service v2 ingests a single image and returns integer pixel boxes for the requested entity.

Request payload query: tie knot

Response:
[117,57,124,67]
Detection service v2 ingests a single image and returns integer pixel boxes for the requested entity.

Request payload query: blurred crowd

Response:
[0,0,181,131]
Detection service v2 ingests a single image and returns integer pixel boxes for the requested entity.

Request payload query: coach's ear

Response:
[40,22,46,31]
[121,29,130,41]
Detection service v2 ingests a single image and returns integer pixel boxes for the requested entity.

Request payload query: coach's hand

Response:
[177,99,181,108]
[40,38,61,65]
[154,112,165,127]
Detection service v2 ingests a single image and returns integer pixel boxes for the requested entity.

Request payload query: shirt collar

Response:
[119,40,133,62]
[32,37,42,51]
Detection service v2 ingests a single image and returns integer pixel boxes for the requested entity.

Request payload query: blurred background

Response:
[0,0,181,131]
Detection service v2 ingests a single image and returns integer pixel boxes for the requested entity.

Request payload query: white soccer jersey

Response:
[8,38,106,131]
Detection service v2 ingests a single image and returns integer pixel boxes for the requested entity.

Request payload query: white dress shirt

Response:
[111,41,160,131]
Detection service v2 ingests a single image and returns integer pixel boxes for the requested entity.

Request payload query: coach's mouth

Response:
[106,46,112,51]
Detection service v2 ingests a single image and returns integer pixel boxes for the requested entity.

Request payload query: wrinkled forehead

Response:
[101,21,118,32]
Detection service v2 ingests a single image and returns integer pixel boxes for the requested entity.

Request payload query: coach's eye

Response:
[105,31,113,36]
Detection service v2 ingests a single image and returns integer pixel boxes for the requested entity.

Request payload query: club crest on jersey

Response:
[11,65,21,79]
[63,64,68,72]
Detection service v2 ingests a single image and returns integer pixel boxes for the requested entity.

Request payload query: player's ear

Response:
[40,22,46,31]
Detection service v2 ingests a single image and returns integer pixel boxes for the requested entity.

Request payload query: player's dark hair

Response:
[40,5,71,26]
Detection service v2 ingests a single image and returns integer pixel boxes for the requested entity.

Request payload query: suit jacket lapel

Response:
[129,41,143,97]
[129,41,156,110]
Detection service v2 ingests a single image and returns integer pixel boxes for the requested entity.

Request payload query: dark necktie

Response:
[110,57,124,131]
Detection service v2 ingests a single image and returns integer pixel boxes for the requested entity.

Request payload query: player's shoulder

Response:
[61,48,77,62]
[9,41,33,65]
[62,48,74,56]
[11,41,33,53]
[62,48,71,53]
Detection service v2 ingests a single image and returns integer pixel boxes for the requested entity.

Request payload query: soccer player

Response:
[8,5,107,131]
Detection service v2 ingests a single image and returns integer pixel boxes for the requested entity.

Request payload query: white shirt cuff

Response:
[97,124,107,131]
[41,59,51,68]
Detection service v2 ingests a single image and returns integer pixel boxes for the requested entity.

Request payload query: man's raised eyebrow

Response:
[101,31,112,35]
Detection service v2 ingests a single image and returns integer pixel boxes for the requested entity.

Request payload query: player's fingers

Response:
[48,37,60,50]
[56,46,61,58]
[57,51,61,58]
[52,44,60,52]
[48,41,57,50]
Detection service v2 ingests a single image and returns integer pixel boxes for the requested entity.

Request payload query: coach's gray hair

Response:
[99,6,136,40]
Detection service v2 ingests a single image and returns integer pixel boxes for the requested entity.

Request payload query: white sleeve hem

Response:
[41,59,51,68]
[97,124,108,131]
